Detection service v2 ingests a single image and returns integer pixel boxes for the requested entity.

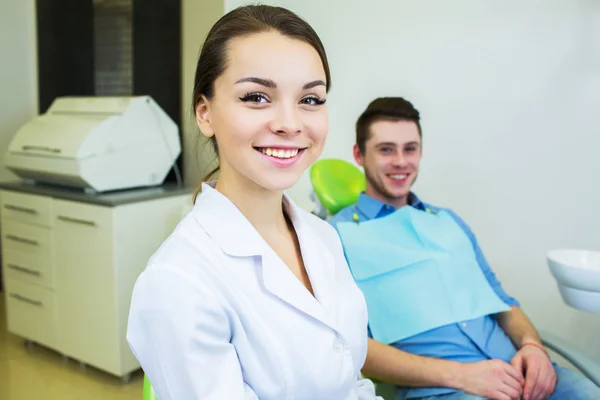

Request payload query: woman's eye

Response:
[239,93,269,103]
[301,96,326,106]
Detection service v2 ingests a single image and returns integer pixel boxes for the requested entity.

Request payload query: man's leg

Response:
[548,365,600,399]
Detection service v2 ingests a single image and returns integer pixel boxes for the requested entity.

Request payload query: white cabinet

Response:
[1,187,189,379]
[53,200,119,375]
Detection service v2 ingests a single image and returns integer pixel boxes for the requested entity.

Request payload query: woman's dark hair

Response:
[192,5,331,197]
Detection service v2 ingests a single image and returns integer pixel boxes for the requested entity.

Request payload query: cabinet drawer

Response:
[1,220,53,261]
[1,220,52,260]
[5,278,57,350]
[53,199,113,236]
[3,247,55,289]
[0,190,52,227]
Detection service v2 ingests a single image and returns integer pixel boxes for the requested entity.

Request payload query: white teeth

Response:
[259,147,300,159]
[390,174,407,180]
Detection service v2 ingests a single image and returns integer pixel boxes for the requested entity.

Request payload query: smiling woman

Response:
[194,27,330,195]
[126,4,381,400]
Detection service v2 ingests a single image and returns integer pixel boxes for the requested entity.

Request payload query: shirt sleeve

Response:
[445,209,520,307]
[126,266,259,400]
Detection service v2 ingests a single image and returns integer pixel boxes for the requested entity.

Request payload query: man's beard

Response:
[364,169,418,204]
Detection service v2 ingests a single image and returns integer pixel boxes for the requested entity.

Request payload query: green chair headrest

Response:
[310,158,365,215]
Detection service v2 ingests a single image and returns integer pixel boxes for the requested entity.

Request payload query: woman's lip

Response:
[255,148,305,166]
[253,145,308,150]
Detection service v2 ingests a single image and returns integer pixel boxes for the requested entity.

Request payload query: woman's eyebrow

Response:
[235,77,276,88]
[234,77,326,91]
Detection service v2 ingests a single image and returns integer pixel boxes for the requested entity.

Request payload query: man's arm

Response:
[497,306,557,400]
[362,338,462,388]
[363,338,524,400]
[496,306,542,348]
[447,209,556,399]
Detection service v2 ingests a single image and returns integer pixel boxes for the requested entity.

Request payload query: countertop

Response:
[0,181,193,207]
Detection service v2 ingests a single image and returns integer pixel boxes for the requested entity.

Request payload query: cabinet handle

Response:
[3,204,38,214]
[57,215,96,227]
[7,264,41,277]
[5,234,39,246]
[9,293,43,307]
[21,145,62,154]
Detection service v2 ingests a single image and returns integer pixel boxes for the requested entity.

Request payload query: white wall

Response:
[182,0,224,187]
[227,0,600,359]
[0,0,37,181]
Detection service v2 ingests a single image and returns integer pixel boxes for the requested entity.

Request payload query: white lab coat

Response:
[127,182,381,400]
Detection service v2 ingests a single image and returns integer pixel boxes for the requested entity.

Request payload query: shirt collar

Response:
[356,191,425,220]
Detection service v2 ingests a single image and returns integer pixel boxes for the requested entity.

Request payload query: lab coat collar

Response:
[192,182,338,331]
[192,182,267,257]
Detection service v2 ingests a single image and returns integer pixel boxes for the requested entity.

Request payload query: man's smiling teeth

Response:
[259,148,299,159]
[389,174,407,180]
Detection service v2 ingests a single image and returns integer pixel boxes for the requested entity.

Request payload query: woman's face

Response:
[196,31,328,193]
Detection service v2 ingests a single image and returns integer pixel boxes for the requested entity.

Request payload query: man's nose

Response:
[392,153,407,167]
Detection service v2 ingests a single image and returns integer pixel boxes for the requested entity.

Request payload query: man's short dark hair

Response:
[355,97,421,154]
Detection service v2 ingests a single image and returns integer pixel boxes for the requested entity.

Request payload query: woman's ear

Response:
[195,95,214,138]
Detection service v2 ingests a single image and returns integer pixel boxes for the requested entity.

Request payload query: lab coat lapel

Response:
[193,183,337,330]
[254,194,338,330]
[294,217,336,321]
[260,250,334,328]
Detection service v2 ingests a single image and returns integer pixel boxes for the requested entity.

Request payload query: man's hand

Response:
[511,344,556,400]
[457,359,524,400]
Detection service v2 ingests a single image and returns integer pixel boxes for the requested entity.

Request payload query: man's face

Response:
[353,119,422,208]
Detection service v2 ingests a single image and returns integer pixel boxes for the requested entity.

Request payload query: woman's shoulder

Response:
[142,213,227,283]
[130,213,232,312]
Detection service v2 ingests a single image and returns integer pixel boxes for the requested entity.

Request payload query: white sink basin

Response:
[547,249,600,314]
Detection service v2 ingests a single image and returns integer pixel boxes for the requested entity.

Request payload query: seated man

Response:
[329,97,600,400]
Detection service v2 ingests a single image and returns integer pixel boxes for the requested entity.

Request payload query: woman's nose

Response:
[269,104,301,136]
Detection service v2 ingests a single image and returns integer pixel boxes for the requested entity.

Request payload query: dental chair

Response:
[309,158,365,219]
[308,158,600,399]
[143,375,157,400]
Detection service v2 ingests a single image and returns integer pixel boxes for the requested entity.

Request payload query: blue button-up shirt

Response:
[329,192,520,399]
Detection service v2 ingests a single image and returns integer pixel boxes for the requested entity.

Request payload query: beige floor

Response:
[0,291,144,400]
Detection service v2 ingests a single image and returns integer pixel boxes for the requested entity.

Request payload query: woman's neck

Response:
[215,173,289,236]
